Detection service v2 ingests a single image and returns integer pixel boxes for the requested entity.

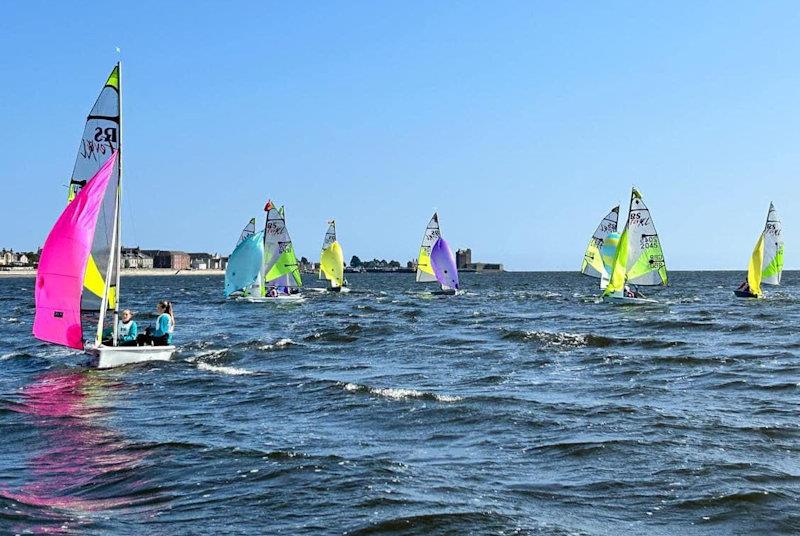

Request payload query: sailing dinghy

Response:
[241,201,304,303]
[33,63,175,368]
[602,188,667,305]
[580,206,620,290]
[416,212,461,295]
[224,218,265,298]
[734,203,783,298]
[318,220,349,292]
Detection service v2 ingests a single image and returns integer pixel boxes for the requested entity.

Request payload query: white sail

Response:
[760,203,784,286]
[581,206,619,280]
[416,213,440,283]
[623,189,667,286]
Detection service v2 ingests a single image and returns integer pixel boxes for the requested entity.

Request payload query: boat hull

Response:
[733,290,760,298]
[431,289,462,296]
[241,294,305,303]
[89,345,175,369]
[603,295,658,305]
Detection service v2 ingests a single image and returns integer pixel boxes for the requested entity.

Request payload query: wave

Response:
[258,338,297,350]
[305,330,359,343]
[502,329,687,349]
[348,511,519,535]
[342,382,462,403]
[502,330,615,348]
[197,362,253,375]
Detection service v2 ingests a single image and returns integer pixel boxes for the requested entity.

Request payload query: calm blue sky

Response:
[3,1,800,270]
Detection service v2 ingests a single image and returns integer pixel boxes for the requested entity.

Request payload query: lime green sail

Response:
[603,188,667,296]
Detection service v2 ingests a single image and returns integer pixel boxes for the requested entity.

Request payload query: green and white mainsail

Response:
[746,203,784,297]
[68,65,121,315]
[416,213,440,283]
[238,217,257,245]
[604,188,667,296]
[581,206,619,286]
[261,201,302,293]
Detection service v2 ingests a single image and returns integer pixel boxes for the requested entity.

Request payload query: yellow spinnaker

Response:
[320,241,345,287]
[747,233,765,297]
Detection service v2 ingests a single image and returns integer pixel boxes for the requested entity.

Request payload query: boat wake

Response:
[342,382,462,403]
[197,362,254,376]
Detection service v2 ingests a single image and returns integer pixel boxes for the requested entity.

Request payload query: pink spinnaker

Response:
[431,237,460,290]
[33,152,118,349]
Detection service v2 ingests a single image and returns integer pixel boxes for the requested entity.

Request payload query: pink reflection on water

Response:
[2,369,154,532]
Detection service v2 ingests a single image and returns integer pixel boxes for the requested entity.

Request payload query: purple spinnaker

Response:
[430,238,459,289]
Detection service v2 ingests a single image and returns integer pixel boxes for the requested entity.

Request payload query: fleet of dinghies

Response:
[33,63,175,368]
[29,64,792,369]
[225,201,304,302]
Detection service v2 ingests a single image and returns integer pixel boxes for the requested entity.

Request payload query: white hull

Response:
[241,294,305,303]
[603,293,658,305]
[89,344,175,369]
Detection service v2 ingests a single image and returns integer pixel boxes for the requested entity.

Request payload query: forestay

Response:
[416,213,440,283]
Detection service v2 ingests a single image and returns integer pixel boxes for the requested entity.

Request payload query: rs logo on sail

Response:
[94,127,117,143]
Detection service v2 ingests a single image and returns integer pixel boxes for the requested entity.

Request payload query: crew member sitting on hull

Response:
[137,300,175,346]
[737,281,752,294]
[102,309,138,346]
[267,286,278,298]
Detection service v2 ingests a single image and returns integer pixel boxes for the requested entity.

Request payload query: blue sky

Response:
[3,1,800,270]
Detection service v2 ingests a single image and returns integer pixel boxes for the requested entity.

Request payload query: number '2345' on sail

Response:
[32,63,174,368]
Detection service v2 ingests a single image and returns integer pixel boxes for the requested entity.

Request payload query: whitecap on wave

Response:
[342,382,461,402]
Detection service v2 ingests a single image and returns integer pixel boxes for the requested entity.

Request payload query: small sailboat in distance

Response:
[33,63,175,368]
[224,218,265,298]
[416,212,461,295]
[242,200,304,303]
[581,206,620,289]
[319,220,349,292]
[602,188,667,305]
[734,203,783,298]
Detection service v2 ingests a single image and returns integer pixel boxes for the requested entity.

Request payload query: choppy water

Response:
[1,272,799,535]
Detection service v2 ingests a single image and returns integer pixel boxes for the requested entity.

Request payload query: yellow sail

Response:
[747,233,765,297]
[603,227,629,296]
[320,241,345,288]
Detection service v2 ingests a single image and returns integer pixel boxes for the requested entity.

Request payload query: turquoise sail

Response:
[224,231,265,297]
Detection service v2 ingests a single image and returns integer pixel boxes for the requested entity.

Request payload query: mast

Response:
[95,62,123,347]
[112,61,123,345]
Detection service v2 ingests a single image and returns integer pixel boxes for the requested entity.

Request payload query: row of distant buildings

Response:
[122,248,227,271]
[0,249,34,267]
[455,248,503,272]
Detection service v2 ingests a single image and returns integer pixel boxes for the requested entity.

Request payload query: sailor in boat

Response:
[736,281,752,294]
[136,300,175,346]
[102,309,138,346]
[267,286,279,298]
[624,284,645,299]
